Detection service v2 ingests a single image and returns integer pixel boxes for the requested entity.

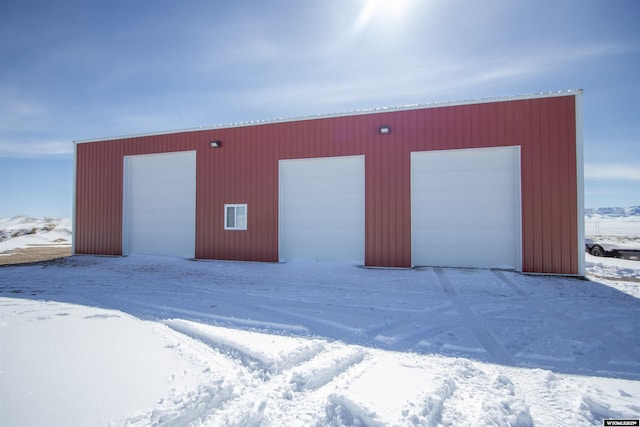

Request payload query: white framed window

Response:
[224,204,247,230]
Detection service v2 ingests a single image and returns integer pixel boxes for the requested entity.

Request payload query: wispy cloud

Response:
[217,37,634,117]
[0,89,49,133]
[445,41,634,89]
[0,140,72,158]
[585,163,640,181]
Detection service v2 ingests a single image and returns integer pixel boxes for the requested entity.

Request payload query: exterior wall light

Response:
[210,140,222,148]
[379,126,391,135]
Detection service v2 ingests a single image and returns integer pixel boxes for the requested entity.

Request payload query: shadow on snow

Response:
[1,255,639,381]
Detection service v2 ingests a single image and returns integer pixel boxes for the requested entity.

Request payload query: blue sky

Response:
[1,0,638,218]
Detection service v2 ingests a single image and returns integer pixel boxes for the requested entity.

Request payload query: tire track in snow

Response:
[493,270,640,370]
[438,360,533,426]
[160,319,369,425]
[102,292,309,335]
[256,298,459,351]
[255,305,366,338]
[164,319,324,376]
[117,324,254,427]
[434,268,515,365]
[123,382,237,427]
[324,356,458,426]
[507,366,640,425]
[201,347,367,424]
[289,346,366,392]
[510,369,588,426]
[368,301,456,346]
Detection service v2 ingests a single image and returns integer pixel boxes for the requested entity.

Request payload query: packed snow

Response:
[0,214,639,426]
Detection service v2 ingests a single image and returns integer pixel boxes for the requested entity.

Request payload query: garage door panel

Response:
[413,169,516,191]
[280,242,362,262]
[414,226,516,247]
[282,213,363,229]
[131,195,194,211]
[283,183,362,196]
[413,201,516,218]
[124,151,196,258]
[415,148,516,171]
[282,167,365,181]
[130,210,195,224]
[132,169,189,182]
[283,210,364,227]
[414,203,517,222]
[282,176,363,195]
[281,157,364,178]
[413,247,516,269]
[412,189,516,211]
[283,227,363,242]
[280,155,364,263]
[132,178,193,193]
[130,225,189,243]
[413,209,516,229]
[411,147,520,269]
[281,193,361,210]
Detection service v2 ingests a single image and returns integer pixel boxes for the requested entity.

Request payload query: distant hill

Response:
[585,206,640,218]
[0,216,72,252]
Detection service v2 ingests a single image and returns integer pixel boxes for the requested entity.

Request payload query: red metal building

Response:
[73,91,584,275]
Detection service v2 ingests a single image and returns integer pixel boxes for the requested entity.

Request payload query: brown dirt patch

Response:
[587,273,640,283]
[0,245,72,266]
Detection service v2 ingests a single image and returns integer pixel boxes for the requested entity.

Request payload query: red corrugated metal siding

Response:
[75,141,124,255]
[75,94,579,274]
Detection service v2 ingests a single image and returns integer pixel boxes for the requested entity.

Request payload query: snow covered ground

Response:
[585,207,640,237]
[0,215,639,426]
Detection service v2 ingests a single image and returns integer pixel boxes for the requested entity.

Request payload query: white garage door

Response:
[411,147,521,269]
[279,155,365,263]
[123,151,196,258]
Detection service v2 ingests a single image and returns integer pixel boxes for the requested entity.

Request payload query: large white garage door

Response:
[123,151,196,258]
[411,147,521,269]
[279,155,365,263]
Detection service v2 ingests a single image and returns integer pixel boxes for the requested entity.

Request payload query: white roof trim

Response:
[74,90,583,144]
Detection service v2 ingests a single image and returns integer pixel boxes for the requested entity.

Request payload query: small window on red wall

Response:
[224,204,247,230]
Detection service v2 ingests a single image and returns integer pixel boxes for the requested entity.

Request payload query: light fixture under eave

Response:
[210,140,222,148]
[379,126,391,134]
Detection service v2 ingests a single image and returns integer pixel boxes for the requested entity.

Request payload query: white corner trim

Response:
[575,91,585,276]
[71,142,77,255]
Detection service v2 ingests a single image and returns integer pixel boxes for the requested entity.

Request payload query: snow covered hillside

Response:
[585,206,640,237]
[0,216,71,253]
[586,206,640,218]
